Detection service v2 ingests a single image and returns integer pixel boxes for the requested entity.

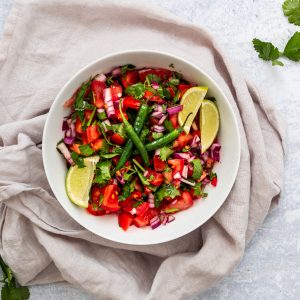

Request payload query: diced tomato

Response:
[121,71,139,88]
[131,191,143,200]
[138,68,171,82]
[168,159,184,175]
[163,169,173,184]
[173,132,193,150]
[110,84,123,101]
[144,90,154,100]
[86,124,100,143]
[144,186,152,195]
[133,215,148,227]
[143,208,159,222]
[134,180,143,192]
[122,96,141,110]
[112,156,120,166]
[71,143,81,155]
[167,87,175,97]
[148,95,164,104]
[81,132,88,145]
[206,157,214,169]
[164,191,193,212]
[86,203,105,216]
[84,109,94,121]
[120,196,134,212]
[169,113,178,129]
[173,179,181,189]
[211,176,217,187]
[101,184,119,212]
[178,84,192,98]
[135,202,149,217]
[91,186,103,205]
[90,139,104,151]
[115,109,129,122]
[145,169,164,186]
[111,133,125,145]
[118,212,134,231]
[91,80,106,108]
[75,118,84,134]
[153,155,166,172]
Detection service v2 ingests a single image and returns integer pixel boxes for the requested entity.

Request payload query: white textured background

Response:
[0,0,299,299]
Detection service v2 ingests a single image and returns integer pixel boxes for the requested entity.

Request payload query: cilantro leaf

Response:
[168,78,180,86]
[133,200,144,208]
[125,83,145,99]
[94,161,111,185]
[106,76,114,86]
[140,128,149,143]
[74,79,93,120]
[283,0,300,26]
[152,132,163,140]
[155,184,180,207]
[71,152,85,168]
[164,119,174,132]
[100,153,120,159]
[119,181,135,201]
[209,172,217,180]
[146,73,161,83]
[283,31,300,61]
[252,38,283,65]
[0,257,30,300]
[159,147,174,161]
[79,144,94,156]
[121,64,136,75]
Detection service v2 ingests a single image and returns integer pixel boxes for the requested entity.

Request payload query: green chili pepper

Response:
[115,103,149,171]
[144,113,192,151]
[118,101,150,166]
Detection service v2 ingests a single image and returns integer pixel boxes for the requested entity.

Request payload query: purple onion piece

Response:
[57,142,74,165]
[112,67,121,76]
[151,111,163,118]
[180,177,196,186]
[152,82,159,90]
[158,115,167,125]
[173,153,190,160]
[167,215,175,223]
[62,120,69,131]
[182,165,188,179]
[166,105,183,115]
[153,125,165,133]
[95,73,106,82]
[64,136,75,145]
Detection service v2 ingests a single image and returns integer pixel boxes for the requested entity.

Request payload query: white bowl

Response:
[43,50,240,245]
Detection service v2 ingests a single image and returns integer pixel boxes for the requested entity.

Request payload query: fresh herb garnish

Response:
[140,128,150,143]
[169,63,175,68]
[121,64,136,75]
[133,165,149,186]
[164,208,179,213]
[152,132,163,140]
[133,200,144,208]
[164,119,174,132]
[119,180,135,201]
[145,73,162,83]
[159,147,174,161]
[283,31,300,61]
[209,172,217,180]
[193,182,207,198]
[74,79,93,120]
[100,153,120,159]
[168,78,180,86]
[106,76,114,86]
[79,144,94,156]
[283,0,300,26]
[155,184,180,207]
[94,161,112,185]
[71,152,85,168]
[0,257,30,300]
[125,83,145,99]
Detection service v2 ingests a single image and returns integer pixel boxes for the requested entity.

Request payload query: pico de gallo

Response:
[57,64,221,231]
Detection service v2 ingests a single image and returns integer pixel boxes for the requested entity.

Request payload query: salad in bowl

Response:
[57,64,221,231]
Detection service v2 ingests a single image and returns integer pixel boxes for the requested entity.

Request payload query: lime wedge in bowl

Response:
[66,156,99,208]
[178,86,208,134]
[200,100,220,153]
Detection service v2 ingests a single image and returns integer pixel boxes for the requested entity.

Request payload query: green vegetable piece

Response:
[121,64,136,75]
[252,38,284,66]
[74,79,93,120]
[284,31,300,61]
[133,165,150,186]
[94,161,111,185]
[79,144,94,156]
[152,132,163,140]
[119,180,135,201]
[164,119,174,132]
[146,73,162,83]
[71,152,85,168]
[193,182,207,198]
[97,111,107,121]
[155,184,180,207]
[190,159,203,180]
[125,83,145,99]
[159,147,174,161]
[283,0,300,26]
[164,208,179,213]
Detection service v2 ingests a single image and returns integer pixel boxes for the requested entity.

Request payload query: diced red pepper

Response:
[122,96,141,110]
[118,212,134,231]
[169,113,178,129]
[173,132,193,150]
[86,124,100,143]
[70,143,81,155]
[168,159,184,175]
[133,215,148,227]
[110,84,123,101]
[144,90,154,100]
[178,84,192,98]
[153,155,166,172]
[211,176,217,187]
[75,118,84,134]
[90,139,104,151]
[121,71,139,88]
[101,184,119,212]
[110,133,125,145]
[115,109,129,122]
[164,191,193,212]
[91,80,106,108]
[86,203,105,216]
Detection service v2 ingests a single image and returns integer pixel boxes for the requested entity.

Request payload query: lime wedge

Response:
[200,100,220,153]
[65,156,100,208]
[178,86,208,134]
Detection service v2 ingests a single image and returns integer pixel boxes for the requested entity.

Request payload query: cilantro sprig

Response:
[0,257,30,300]
[283,0,300,26]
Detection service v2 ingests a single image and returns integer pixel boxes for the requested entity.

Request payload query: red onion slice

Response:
[57,142,74,165]
[166,105,183,115]
[151,111,163,118]
[173,153,190,160]
[158,115,167,125]
[153,125,165,132]
[180,178,196,186]
[182,165,188,178]
[95,73,107,82]
[167,215,175,223]
[192,121,198,131]
[112,67,121,76]
[173,172,181,180]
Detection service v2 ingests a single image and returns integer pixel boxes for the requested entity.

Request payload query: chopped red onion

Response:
[188,156,196,163]
[116,174,125,185]
[152,82,159,90]
[149,203,155,208]
[62,120,69,131]
[112,67,121,76]
[97,108,105,114]
[180,178,196,186]
[158,115,167,125]
[144,170,149,177]
[182,165,188,178]
[150,216,159,224]
[167,215,175,223]
[155,149,161,156]
[192,121,198,131]
[201,151,209,162]
[150,216,161,229]
[112,179,118,186]
[191,135,200,148]
[173,172,181,179]
[148,193,154,201]
[57,142,74,165]
[104,88,112,102]
[151,111,163,118]
[113,100,120,109]
[171,199,178,205]
[64,136,75,145]
[94,73,106,82]
[202,178,210,185]
[162,215,168,225]
[173,153,190,160]
[153,125,165,133]
[65,129,71,138]
[166,105,183,115]
[130,208,137,215]
[102,119,111,132]
[155,104,163,112]
[210,143,221,162]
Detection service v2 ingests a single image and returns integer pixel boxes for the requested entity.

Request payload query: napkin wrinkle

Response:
[0,0,285,299]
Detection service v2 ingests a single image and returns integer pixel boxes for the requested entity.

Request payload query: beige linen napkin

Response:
[0,0,285,299]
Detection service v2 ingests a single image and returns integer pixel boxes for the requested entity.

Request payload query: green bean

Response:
[118,101,150,166]
[115,103,149,170]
